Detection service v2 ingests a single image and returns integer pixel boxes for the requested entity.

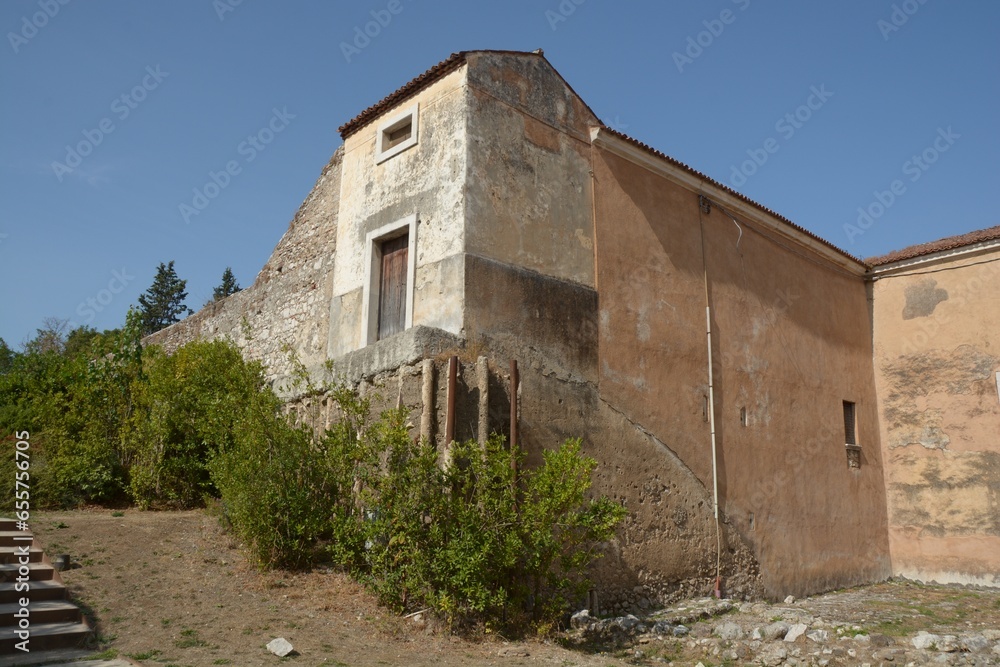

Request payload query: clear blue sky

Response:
[2,1,997,347]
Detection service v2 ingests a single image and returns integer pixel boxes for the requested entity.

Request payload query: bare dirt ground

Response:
[29,509,1000,667]
[31,509,633,667]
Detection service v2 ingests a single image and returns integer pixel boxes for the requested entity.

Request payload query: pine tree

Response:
[212,267,241,302]
[137,261,192,335]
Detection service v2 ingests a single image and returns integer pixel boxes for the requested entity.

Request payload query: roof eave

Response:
[868,236,1000,276]
[590,127,868,277]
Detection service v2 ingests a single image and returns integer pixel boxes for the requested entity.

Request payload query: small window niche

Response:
[739,406,749,427]
[843,400,862,469]
[362,214,417,346]
[375,103,419,164]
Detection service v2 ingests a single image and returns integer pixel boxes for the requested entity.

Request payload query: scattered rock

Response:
[617,614,642,631]
[763,621,790,641]
[673,624,689,637]
[784,623,808,643]
[869,633,894,647]
[959,635,990,653]
[713,621,743,640]
[806,628,830,643]
[497,645,529,657]
[912,631,941,650]
[759,644,788,666]
[570,609,592,629]
[935,634,958,652]
[784,595,796,604]
[651,619,672,635]
[266,637,295,657]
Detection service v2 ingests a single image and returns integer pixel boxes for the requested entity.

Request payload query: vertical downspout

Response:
[698,194,723,597]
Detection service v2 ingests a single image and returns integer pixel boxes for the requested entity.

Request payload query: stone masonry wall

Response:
[145,147,344,392]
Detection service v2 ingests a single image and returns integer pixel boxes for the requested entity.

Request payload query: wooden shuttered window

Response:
[377,233,408,340]
[843,401,857,446]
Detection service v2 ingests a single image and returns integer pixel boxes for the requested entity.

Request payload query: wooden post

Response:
[445,356,458,445]
[510,359,519,477]
[420,359,434,443]
[477,356,489,446]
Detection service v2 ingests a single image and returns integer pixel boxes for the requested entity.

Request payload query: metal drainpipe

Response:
[698,193,723,598]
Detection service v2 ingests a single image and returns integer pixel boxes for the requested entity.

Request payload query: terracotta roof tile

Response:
[339,52,469,139]
[599,128,864,266]
[866,224,1000,267]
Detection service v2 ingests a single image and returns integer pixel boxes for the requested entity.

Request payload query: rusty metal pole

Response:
[445,355,458,445]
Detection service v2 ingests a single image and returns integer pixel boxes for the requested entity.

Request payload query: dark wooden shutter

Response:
[377,234,408,340]
[843,401,857,445]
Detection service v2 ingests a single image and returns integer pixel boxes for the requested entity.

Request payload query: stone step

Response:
[0,620,91,653]
[0,581,67,605]
[0,600,81,627]
[0,563,54,583]
[0,646,96,666]
[0,532,33,548]
[0,547,45,564]
[0,519,17,532]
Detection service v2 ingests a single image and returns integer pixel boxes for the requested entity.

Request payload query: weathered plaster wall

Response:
[465,52,597,288]
[872,247,1000,586]
[330,67,469,359]
[145,148,343,391]
[591,146,891,599]
[462,254,760,610]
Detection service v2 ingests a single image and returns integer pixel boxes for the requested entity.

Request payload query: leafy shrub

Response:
[207,365,339,569]
[314,391,625,630]
[128,340,257,508]
[209,381,625,630]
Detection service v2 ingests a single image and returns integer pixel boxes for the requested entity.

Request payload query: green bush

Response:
[309,390,623,630]
[128,340,257,509]
[209,381,625,631]
[2,316,626,632]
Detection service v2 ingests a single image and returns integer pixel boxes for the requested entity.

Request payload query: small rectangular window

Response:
[384,120,412,150]
[375,103,419,164]
[843,401,857,445]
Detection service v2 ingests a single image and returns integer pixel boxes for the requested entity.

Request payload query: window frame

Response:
[374,103,419,164]
[843,400,858,446]
[361,214,417,346]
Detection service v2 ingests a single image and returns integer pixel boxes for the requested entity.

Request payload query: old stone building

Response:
[147,50,999,607]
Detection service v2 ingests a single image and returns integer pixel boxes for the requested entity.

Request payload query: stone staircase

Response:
[0,518,92,657]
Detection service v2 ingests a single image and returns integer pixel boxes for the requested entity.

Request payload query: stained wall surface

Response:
[872,247,1000,586]
[591,142,892,599]
[330,66,469,359]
